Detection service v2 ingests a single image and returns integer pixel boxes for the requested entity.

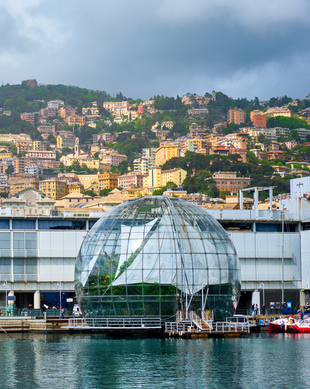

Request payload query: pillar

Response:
[34,291,41,309]
[300,290,306,307]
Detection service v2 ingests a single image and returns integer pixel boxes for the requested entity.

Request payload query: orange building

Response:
[252,114,266,128]
[227,108,246,125]
[155,144,181,166]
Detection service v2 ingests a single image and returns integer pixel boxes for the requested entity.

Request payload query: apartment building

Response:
[100,151,127,166]
[252,114,267,128]
[65,116,86,126]
[103,101,129,114]
[8,174,40,196]
[40,107,57,118]
[59,107,76,118]
[15,141,30,154]
[37,125,56,138]
[98,172,120,190]
[137,104,145,114]
[183,138,210,154]
[93,133,114,144]
[155,144,181,166]
[212,171,251,193]
[39,179,68,200]
[26,151,56,160]
[47,100,64,110]
[227,108,246,124]
[161,168,187,187]
[161,121,174,130]
[117,172,145,189]
[77,174,99,190]
[32,141,47,151]
[265,107,291,118]
[56,133,76,149]
[20,113,35,124]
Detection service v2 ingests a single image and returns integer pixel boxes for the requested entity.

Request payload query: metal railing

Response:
[165,322,186,334]
[213,321,250,333]
[66,317,162,329]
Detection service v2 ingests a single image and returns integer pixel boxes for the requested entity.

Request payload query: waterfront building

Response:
[1,176,310,314]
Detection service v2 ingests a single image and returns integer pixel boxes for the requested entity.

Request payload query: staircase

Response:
[190,311,213,332]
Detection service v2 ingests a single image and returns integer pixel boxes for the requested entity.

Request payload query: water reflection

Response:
[0,333,310,388]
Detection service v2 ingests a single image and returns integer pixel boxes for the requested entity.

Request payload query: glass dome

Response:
[75,196,240,321]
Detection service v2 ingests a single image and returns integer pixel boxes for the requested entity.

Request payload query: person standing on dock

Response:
[261,304,265,316]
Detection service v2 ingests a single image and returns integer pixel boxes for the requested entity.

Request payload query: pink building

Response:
[118,172,145,189]
[284,140,298,149]
[93,133,114,144]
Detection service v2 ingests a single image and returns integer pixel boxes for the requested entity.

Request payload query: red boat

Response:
[267,317,297,333]
[293,321,310,333]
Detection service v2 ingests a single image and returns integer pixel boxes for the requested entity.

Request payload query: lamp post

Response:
[57,281,62,313]
[3,280,8,316]
[260,282,265,307]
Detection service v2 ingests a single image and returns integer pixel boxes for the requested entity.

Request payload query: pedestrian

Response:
[261,304,265,316]
[60,307,65,319]
[255,304,258,316]
[251,303,255,316]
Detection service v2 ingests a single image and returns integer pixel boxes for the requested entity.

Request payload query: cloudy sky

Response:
[1,0,309,100]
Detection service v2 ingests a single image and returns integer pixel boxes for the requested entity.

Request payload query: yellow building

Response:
[8,174,39,197]
[0,152,13,160]
[143,167,162,188]
[161,168,187,187]
[98,172,120,191]
[143,167,187,189]
[121,188,148,199]
[67,182,84,194]
[39,179,68,200]
[77,174,100,189]
[264,107,291,118]
[32,141,47,151]
[155,145,181,166]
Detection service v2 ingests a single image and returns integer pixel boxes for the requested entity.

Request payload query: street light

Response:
[260,282,265,307]
[2,280,8,317]
[57,281,62,312]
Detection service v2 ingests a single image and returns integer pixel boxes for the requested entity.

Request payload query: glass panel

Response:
[12,220,36,230]
[13,233,24,249]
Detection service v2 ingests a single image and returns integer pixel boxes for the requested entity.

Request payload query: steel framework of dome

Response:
[75,196,241,321]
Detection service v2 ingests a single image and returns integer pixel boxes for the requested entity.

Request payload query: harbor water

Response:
[0,333,309,388]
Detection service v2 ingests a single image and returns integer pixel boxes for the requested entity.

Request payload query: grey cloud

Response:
[0,1,309,100]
